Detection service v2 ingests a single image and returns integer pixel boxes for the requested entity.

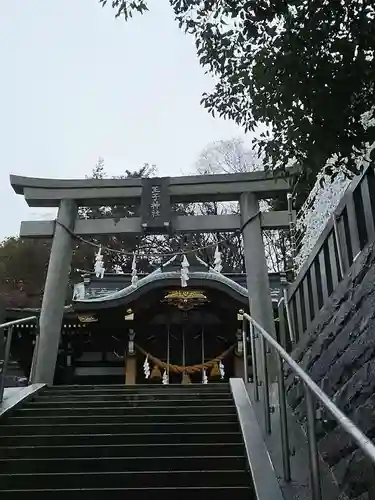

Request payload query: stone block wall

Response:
[286,242,375,500]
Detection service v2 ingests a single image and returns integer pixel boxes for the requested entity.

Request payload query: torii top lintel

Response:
[10,170,292,208]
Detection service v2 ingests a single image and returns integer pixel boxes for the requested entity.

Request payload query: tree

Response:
[195,137,259,175]
[189,138,291,273]
[100,1,375,187]
[0,238,51,308]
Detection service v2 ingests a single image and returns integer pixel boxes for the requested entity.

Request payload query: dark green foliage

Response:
[100,0,375,183]
[100,0,149,20]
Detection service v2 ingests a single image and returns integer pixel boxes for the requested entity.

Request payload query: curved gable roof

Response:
[73,268,249,310]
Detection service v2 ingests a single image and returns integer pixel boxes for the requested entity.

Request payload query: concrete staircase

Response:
[0,384,255,499]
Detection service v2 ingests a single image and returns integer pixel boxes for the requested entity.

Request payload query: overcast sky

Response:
[0,0,251,241]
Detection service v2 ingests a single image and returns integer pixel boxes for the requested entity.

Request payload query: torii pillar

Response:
[240,192,276,337]
[240,192,277,380]
[35,200,77,384]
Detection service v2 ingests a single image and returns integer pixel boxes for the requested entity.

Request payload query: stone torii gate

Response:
[10,171,292,384]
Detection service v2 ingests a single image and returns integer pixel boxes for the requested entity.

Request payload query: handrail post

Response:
[280,273,295,344]
[260,332,271,434]
[242,315,249,384]
[277,297,288,350]
[277,353,291,482]
[333,214,345,279]
[305,385,322,500]
[277,296,291,481]
[0,325,14,403]
[287,193,296,277]
[249,321,259,401]
[29,332,40,385]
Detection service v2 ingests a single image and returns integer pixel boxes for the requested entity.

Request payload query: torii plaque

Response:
[140,177,171,232]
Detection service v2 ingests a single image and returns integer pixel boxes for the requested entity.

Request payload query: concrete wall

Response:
[286,242,375,499]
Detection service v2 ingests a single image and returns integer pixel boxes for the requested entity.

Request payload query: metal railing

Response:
[242,310,375,500]
[288,165,375,341]
[0,316,37,403]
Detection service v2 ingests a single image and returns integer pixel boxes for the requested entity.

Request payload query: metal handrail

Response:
[0,316,37,403]
[242,310,375,500]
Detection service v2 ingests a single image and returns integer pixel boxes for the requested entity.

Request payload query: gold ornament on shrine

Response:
[77,315,98,323]
[162,290,209,311]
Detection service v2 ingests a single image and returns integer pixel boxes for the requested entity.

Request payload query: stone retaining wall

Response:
[286,242,375,500]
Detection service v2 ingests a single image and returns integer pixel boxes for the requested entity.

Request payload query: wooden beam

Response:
[19,212,294,238]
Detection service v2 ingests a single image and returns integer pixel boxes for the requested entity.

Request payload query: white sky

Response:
[0,0,251,241]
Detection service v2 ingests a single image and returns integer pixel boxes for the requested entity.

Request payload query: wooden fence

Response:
[287,165,375,342]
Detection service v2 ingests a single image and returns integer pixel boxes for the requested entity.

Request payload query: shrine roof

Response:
[72,256,281,311]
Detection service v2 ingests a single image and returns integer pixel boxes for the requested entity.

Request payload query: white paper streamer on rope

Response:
[131,253,138,286]
[162,370,169,385]
[202,369,208,385]
[94,247,105,279]
[181,254,190,288]
[219,361,225,380]
[143,356,151,379]
[213,245,223,273]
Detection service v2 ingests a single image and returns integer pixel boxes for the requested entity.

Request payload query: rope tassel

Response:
[94,247,105,279]
[219,360,225,380]
[131,253,138,286]
[213,245,223,273]
[162,370,169,385]
[143,356,151,379]
[181,254,190,288]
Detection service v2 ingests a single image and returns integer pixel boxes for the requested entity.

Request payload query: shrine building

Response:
[3,254,282,386]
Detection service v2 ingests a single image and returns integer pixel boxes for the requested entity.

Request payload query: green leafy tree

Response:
[0,238,51,308]
[100,0,375,190]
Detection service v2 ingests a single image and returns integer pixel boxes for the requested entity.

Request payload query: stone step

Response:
[0,431,243,447]
[46,384,230,391]
[0,420,239,436]
[0,470,249,490]
[14,404,235,417]
[0,442,244,459]
[23,398,232,408]
[0,485,254,500]
[0,455,247,473]
[1,412,237,428]
[0,383,254,499]
[41,390,231,400]
[6,413,237,425]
